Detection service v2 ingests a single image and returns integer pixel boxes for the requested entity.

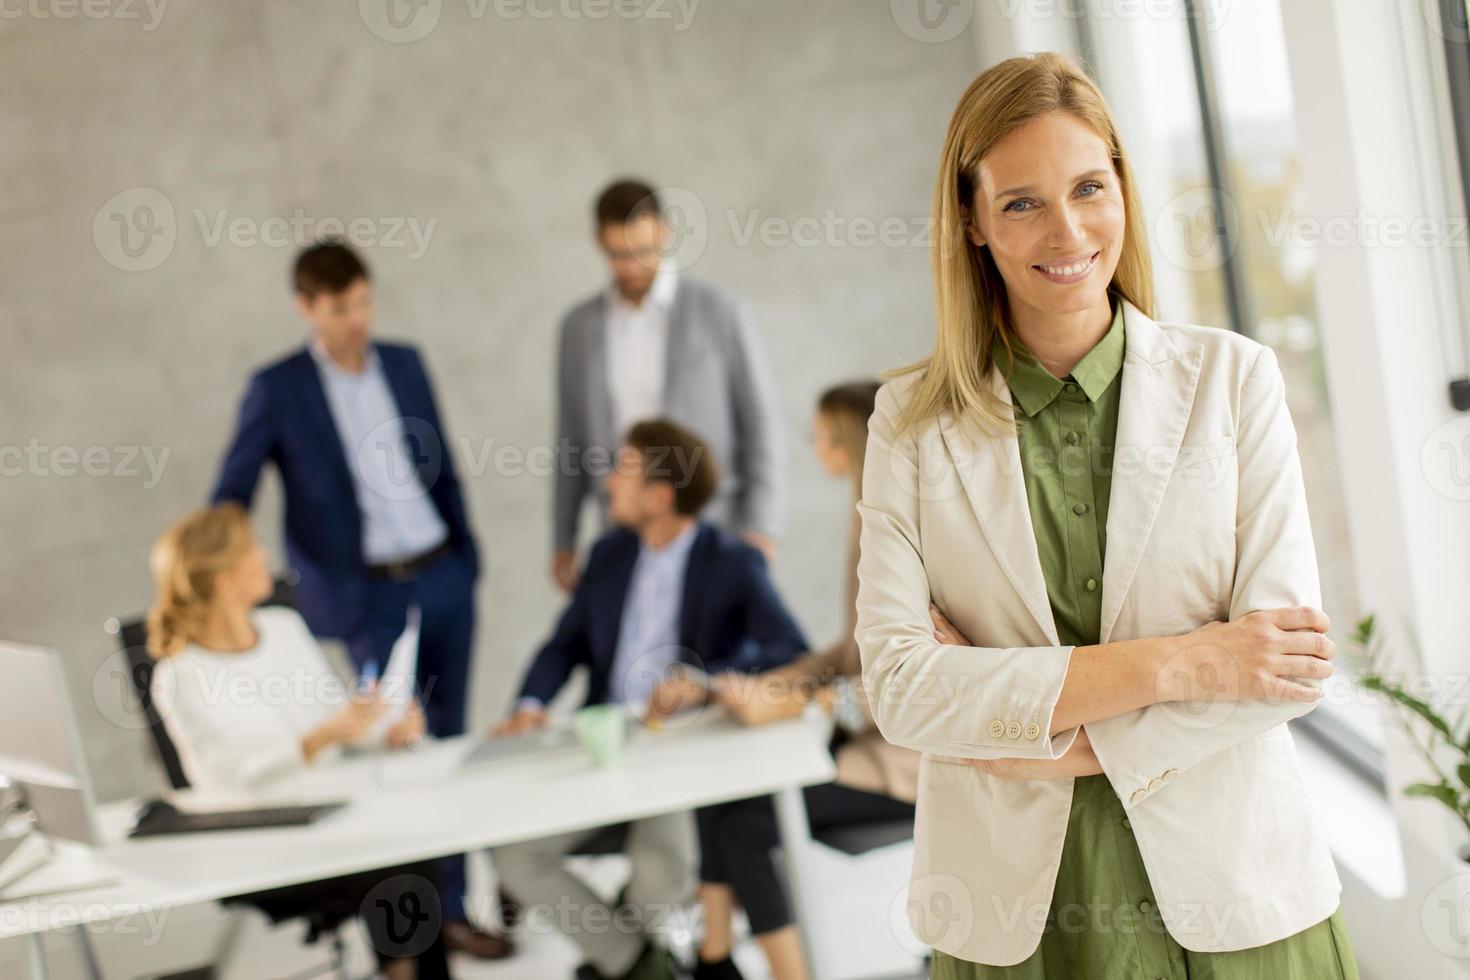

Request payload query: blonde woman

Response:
[855,54,1357,977]
[147,504,423,791]
[146,503,455,980]
[693,381,920,980]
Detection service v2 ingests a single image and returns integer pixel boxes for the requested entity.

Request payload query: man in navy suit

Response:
[211,241,509,959]
[491,418,807,980]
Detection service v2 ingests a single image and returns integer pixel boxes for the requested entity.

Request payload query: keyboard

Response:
[129,800,346,838]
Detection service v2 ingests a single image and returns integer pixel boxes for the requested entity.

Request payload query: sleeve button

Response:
[1005,721,1022,739]
[989,719,1006,738]
[1024,722,1041,740]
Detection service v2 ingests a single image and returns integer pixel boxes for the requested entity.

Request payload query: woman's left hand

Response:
[968,727,1103,780]
[931,602,970,646]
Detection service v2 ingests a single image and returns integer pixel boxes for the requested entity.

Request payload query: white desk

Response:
[1,714,837,978]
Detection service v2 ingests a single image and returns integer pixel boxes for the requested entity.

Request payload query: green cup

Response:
[573,704,627,767]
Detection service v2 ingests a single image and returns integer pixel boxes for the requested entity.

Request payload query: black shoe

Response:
[692,954,745,980]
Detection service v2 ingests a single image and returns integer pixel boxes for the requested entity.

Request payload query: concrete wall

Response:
[0,0,982,800]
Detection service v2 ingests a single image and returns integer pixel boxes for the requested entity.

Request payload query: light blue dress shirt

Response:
[310,342,449,564]
[607,521,699,707]
[518,521,699,715]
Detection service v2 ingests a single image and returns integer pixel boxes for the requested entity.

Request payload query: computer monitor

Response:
[0,641,102,845]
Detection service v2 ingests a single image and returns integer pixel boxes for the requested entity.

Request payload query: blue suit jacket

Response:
[212,342,478,638]
[518,522,807,706]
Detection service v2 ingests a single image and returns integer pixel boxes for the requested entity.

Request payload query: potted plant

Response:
[1355,614,1470,852]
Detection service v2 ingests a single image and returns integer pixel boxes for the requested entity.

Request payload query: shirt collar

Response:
[639,519,699,564]
[309,337,379,377]
[609,261,679,313]
[991,297,1125,418]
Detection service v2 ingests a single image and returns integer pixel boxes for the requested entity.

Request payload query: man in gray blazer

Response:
[552,178,785,591]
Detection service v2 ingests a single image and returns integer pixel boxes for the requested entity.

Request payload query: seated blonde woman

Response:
[147,502,424,791]
[146,503,450,980]
[688,381,920,980]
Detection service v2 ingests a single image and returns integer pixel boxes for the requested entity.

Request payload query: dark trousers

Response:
[232,862,450,979]
[695,783,916,936]
[346,546,477,923]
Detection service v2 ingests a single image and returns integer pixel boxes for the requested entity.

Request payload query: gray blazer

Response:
[553,275,785,552]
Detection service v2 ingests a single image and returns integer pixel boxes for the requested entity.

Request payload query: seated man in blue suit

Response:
[211,240,509,959]
[491,418,808,980]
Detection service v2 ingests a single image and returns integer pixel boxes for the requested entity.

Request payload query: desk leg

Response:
[25,932,47,980]
[772,785,832,980]
[71,927,103,980]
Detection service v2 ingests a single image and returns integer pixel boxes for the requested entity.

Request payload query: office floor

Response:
[0,853,930,980]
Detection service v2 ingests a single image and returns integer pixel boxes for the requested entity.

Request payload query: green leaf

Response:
[1359,674,1457,743]
[1458,764,1470,791]
[1404,782,1460,810]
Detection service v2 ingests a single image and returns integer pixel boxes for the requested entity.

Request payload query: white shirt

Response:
[605,263,678,442]
[309,341,449,564]
[151,607,347,793]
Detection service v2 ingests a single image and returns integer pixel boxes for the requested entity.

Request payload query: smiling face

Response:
[965,110,1125,325]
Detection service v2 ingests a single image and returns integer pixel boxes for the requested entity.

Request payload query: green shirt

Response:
[991,298,1125,647]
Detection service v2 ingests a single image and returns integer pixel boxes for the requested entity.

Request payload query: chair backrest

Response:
[106,574,300,791]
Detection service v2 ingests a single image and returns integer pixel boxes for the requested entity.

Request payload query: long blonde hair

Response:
[147,503,254,658]
[893,51,1155,436]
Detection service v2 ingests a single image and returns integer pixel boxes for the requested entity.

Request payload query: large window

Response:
[1084,0,1380,775]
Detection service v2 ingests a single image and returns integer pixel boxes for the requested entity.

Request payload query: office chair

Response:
[106,571,375,980]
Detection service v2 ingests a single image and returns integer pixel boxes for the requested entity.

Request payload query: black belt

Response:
[365,540,453,582]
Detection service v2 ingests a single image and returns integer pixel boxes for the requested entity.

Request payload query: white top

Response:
[605,262,678,441]
[150,607,346,793]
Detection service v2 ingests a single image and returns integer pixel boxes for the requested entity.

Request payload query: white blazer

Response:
[855,299,1341,966]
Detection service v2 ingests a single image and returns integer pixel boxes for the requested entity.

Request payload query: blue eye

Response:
[1078,180,1104,197]
[1003,199,1032,214]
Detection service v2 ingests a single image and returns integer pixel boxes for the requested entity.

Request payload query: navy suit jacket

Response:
[518,522,807,706]
[212,342,478,638]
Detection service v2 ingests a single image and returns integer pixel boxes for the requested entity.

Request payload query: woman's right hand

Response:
[302,686,386,762]
[1167,607,1334,704]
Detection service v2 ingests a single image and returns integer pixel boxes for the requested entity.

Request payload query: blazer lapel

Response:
[587,297,616,452]
[1098,301,1203,643]
[938,300,1202,648]
[677,523,714,660]
[940,385,1059,646]
[660,279,692,418]
[291,351,355,493]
